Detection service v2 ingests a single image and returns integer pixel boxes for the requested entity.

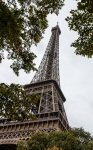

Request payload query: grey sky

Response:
[1,0,93,135]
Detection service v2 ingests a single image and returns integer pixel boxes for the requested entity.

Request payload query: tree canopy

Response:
[17,128,93,150]
[66,0,93,57]
[0,0,64,75]
[0,83,39,121]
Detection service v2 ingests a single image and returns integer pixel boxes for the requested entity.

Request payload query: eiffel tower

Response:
[0,24,69,149]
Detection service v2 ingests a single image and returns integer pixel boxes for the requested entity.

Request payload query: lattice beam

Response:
[31,25,61,86]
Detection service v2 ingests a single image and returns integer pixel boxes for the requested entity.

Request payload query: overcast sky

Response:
[1,0,93,135]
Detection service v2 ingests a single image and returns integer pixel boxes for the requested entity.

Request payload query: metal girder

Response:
[0,25,69,148]
[31,25,60,86]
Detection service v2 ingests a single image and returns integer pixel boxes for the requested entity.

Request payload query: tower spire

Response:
[31,25,61,86]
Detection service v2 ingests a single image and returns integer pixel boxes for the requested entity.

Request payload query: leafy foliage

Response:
[48,146,63,150]
[0,83,39,121]
[17,141,28,150]
[0,0,64,75]
[27,133,49,150]
[66,0,93,57]
[17,128,93,150]
[70,128,93,150]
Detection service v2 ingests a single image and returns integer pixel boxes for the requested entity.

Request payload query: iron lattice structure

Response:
[31,25,61,86]
[28,25,69,119]
[0,25,69,149]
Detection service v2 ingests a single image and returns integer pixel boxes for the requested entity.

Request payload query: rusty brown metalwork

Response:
[0,25,69,149]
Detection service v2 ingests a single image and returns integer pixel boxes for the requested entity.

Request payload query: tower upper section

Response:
[31,25,61,86]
